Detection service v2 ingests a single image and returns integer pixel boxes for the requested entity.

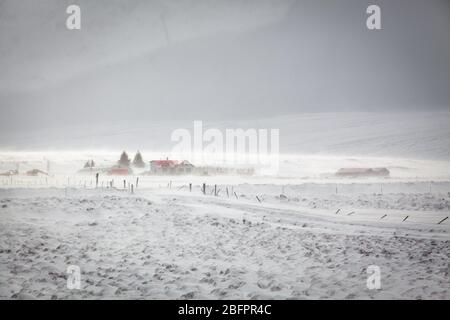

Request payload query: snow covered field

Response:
[1,112,449,299]
[1,0,448,302]
[0,180,449,299]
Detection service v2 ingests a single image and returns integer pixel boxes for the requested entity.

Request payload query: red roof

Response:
[151,160,179,168]
[107,167,130,175]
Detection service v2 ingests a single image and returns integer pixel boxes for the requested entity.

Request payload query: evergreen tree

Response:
[132,151,145,168]
[118,151,131,167]
[84,160,95,168]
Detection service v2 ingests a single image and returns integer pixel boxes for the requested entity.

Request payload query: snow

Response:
[0,0,448,300]
[0,182,448,299]
[1,111,449,299]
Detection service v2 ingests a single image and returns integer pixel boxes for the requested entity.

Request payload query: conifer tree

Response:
[132,151,145,168]
[118,151,131,167]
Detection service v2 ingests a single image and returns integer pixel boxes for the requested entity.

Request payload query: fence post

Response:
[438,217,448,225]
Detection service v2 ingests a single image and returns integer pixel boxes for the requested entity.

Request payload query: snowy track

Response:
[167,192,450,240]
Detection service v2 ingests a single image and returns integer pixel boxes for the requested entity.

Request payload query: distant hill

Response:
[1,112,449,161]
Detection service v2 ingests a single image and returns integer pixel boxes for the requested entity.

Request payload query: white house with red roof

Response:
[149,159,194,175]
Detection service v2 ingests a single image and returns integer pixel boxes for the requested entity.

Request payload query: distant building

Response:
[0,169,18,177]
[26,169,48,176]
[149,160,194,175]
[148,159,254,176]
[335,167,390,177]
[107,166,133,175]
[195,166,254,176]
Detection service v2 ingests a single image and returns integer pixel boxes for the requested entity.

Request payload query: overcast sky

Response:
[0,0,449,143]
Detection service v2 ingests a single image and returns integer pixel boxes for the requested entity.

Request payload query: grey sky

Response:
[0,0,449,137]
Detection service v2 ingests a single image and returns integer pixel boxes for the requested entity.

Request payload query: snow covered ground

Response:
[0,112,449,299]
[0,182,448,299]
[1,0,448,301]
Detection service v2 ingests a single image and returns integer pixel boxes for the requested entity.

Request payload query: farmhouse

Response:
[107,166,133,176]
[150,160,194,175]
[335,167,390,178]
[26,169,48,176]
[196,166,254,176]
[0,169,18,177]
